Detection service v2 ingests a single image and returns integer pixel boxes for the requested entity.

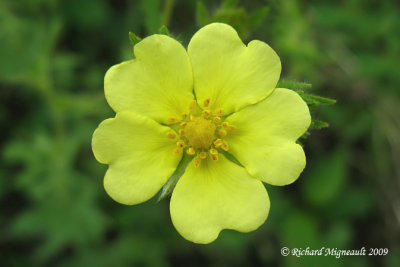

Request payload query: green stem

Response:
[162,0,175,27]
[35,78,65,144]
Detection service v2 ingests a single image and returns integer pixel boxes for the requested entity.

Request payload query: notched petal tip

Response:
[224,88,311,186]
[92,117,117,164]
[275,88,312,135]
[188,22,282,115]
[103,34,194,123]
[92,111,181,205]
[170,155,270,244]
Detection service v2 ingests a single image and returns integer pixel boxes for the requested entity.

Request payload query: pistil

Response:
[168,99,236,167]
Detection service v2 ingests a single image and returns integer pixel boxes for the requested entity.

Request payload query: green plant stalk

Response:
[162,0,175,27]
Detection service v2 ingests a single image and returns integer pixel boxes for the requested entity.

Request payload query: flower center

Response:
[166,98,236,167]
[184,117,216,149]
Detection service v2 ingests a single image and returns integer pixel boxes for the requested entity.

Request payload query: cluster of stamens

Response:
[166,98,236,167]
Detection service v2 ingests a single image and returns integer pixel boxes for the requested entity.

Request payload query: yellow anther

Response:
[209,148,218,155]
[215,108,224,116]
[173,147,183,155]
[189,100,197,111]
[214,138,223,148]
[221,141,229,151]
[180,121,187,127]
[177,140,185,148]
[202,110,212,118]
[194,157,202,168]
[210,153,219,161]
[222,121,229,128]
[168,117,179,124]
[227,125,237,131]
[181,113,188,120]
[178,129,185,136]
[199,151,207,159]
[186,147,196,155]
[166,132,176,139]
[218,129,227,137]
[203,98,210,107]
[213,116,221,124]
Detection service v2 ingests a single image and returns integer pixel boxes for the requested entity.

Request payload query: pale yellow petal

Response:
[105,34,194,124]
[170,155,270,244]
[188,23,281,114]
[92,112,180,205]
[225,88,311,185]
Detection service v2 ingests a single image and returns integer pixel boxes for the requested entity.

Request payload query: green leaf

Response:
[298,91,337,106]
[220,150,243,167]
[157,155,193,201]
[310,120,329,130]
[299,131,310,140]
[196,1,209,26]
[129,32,141,45]
[277,80,335,137]
[159,25,170,36]
[277,80,312,90]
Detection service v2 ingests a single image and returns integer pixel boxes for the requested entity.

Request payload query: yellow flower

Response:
[92,23,311,244]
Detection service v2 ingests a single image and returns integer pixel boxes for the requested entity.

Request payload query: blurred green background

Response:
[1,0,399,266]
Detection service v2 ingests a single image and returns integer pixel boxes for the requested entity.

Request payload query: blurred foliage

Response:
[0,0,399,266]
